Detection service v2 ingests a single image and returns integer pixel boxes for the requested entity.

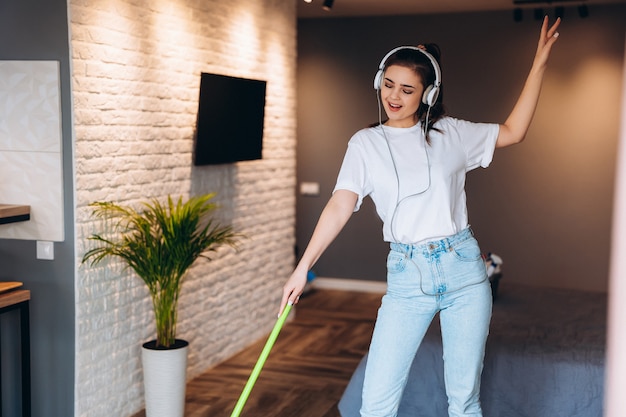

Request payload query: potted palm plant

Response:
[82,193,240,417]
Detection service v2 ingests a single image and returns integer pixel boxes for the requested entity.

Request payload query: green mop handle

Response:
[230,302,293,417]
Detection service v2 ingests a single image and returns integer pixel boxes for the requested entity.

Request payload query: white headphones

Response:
[373,46,442,107]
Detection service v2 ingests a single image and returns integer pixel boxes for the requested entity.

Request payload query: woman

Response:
[279,16,561,417]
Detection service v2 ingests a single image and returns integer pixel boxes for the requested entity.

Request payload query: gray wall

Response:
[296,5,626,292]
[0,1,75,416]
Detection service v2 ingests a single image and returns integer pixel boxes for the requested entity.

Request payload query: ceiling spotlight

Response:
[555,6,565,19]
[513,8,523,22]
[578,4,589,18]
[533,7,544,20]
[303,0,312,3]
[323,0,334,11]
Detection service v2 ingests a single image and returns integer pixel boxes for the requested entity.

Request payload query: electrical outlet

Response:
[300,181,320,196]
[36,241,54,260]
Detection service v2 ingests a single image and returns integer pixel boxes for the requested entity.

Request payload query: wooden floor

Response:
[183,288,381,417]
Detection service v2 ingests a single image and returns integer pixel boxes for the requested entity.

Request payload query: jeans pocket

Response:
[451,237,482,262]
[386,251,408,274]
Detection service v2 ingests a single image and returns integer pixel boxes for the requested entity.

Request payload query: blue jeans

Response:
[361,228,492,417]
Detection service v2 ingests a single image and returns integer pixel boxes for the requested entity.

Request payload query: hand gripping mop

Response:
[230,302,293,417]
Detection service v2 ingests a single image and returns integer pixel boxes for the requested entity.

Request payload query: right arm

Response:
[496,16,561,148]
[278,189,359,315]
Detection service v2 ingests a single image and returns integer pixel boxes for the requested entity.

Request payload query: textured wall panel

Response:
[0,60,64,241]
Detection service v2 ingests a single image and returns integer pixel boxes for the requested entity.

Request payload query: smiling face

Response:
[380,64,424,128]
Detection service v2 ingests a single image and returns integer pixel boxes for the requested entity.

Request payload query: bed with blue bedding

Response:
[338,283,607,417]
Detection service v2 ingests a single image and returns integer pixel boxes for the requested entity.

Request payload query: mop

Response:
[230,302,293,417]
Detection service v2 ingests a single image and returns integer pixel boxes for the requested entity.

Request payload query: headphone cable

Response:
[376,93,486,296]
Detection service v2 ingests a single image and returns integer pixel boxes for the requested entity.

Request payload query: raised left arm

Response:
[496,16,561,148]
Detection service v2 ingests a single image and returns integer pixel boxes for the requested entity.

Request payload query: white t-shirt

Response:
[333,116,499,244]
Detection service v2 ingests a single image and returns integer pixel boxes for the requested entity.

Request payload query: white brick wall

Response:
[70,1,297,416]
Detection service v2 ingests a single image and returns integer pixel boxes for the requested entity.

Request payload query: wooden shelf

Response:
[0,204,31,225]
[0,288,30,309]
[0,281,23,294]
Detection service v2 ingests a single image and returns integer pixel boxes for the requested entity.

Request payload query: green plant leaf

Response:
[82,194,241,348]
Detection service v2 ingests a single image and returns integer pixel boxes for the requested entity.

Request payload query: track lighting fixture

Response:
[302,0,336,12]
[555,6,565,18]
[512,1,590,20]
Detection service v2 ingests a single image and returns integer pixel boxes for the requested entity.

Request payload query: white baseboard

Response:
[310,277,387,293]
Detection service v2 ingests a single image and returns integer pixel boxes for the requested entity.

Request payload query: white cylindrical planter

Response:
[141,339,189,417]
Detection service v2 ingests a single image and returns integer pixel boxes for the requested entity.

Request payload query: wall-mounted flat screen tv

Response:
[194,73,266,165]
